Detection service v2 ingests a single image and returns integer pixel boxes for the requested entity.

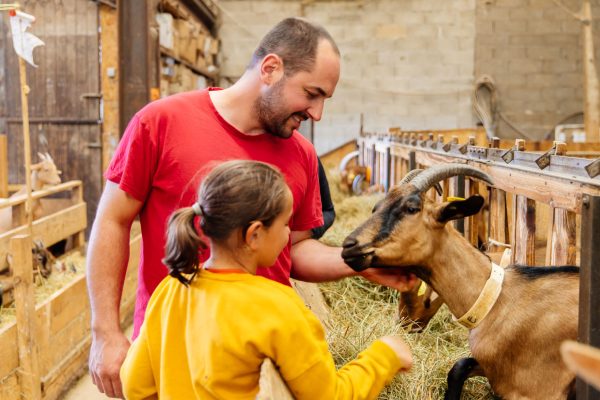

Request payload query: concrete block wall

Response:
[218,0,600,151]
[218,0,476,154]
[475,0,600,140]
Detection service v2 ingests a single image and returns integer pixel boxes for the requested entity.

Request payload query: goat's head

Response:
[341,164,493,272]
[32,152,62,186]
[397,279,444,332]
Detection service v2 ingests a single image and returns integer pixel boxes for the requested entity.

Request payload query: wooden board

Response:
[0,135,7,198]
[0,203,87,271]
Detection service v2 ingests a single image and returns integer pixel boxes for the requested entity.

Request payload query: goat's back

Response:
[469,266,579,399]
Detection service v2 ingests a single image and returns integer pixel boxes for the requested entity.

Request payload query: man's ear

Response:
[259,54,284,85]
[436,195,484,223]
[244,221,264,250]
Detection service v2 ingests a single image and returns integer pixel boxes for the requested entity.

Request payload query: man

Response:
[87,17,415,398]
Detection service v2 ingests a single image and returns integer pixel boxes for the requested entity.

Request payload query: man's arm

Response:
[290,233,418,291]
[87,181,143,398]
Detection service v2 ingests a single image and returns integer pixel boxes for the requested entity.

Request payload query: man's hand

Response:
[89,330,131,399]
[359,267,419,292]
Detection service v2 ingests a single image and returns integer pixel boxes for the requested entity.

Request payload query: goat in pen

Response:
[341,164,579,400]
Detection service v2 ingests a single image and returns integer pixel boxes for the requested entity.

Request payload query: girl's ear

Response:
[244,221,264,250]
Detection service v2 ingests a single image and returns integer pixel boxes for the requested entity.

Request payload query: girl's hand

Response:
[380,335,413,372]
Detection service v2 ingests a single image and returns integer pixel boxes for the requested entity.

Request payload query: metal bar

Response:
[578,194,600,400]
[5,118,101,125]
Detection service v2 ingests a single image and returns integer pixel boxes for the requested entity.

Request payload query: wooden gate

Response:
[0,0,102,232]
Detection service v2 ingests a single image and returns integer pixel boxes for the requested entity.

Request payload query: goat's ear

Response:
[436,195,484,223]
[561,340,600,391]
[37,152,46,161]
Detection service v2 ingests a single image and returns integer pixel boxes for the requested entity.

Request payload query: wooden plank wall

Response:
[0,0,103,233]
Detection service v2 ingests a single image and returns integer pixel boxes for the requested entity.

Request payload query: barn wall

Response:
[474,0,600,140]
[218,0,477,154]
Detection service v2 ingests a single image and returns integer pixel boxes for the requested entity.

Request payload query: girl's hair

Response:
[163,160,290,285]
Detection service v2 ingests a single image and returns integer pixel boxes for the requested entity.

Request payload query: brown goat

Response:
[341,164,579,400]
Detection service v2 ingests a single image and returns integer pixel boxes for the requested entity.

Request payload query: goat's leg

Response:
[444,357,483,400]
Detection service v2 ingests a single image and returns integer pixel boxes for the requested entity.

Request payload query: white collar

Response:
[453,262,504,330]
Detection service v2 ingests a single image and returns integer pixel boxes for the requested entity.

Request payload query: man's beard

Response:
[254,79,307,139]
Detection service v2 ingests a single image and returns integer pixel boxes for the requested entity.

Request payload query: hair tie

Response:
[192,203,203,217]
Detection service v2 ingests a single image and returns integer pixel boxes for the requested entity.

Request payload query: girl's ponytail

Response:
[163,206,207,286]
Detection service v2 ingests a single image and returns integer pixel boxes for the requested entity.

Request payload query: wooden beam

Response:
[0,203,87,273]
[578,194,600,399]
[11,235,41,400]
[0,135,7,198]
[582,0,600,143]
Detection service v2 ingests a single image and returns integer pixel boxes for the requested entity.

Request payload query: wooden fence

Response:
[0,180,141,399]
[359,130,600,399]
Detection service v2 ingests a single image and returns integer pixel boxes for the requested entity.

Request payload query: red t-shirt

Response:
[105,88,323,338]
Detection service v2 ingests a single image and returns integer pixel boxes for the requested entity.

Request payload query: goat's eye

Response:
[406,206,420,214]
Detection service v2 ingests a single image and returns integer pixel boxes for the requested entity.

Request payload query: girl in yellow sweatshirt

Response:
[120,160,412,400]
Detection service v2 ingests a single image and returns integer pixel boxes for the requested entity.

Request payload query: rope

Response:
[472,75,536,141]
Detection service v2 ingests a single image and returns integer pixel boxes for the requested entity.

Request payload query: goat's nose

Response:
[342,236,358,249]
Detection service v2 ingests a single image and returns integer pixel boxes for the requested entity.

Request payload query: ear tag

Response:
[447,196,465,202]
[417,281,427,296]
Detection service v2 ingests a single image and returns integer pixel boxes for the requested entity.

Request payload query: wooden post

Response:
[256,359,294,400]
[513,195,536,265]
[17,55,33,231]
[578,194,600,400]
[385,146,391,192]
[0,134,7,198]
[582,0,600,142]
[11,234,41,400]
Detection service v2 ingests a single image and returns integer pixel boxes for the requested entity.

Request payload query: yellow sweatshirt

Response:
[121,270,404,399]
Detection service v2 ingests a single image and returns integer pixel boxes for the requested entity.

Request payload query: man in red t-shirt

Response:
[87,18,416,398]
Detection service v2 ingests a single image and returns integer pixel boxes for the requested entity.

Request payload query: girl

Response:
[120,160,412,399]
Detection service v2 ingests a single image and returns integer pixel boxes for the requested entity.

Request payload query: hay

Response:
[0,250,86,329]
[319,168,494,399]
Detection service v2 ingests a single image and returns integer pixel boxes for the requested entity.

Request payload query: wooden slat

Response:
[0,203,87,272]
[549,208,577,265]
[0,135,7,198]
[0,181,82,210]
[488,188,509,252]
[513,195,536,265]
[12,235,41,400]
[465,178,480,246]
[0,324,18,378]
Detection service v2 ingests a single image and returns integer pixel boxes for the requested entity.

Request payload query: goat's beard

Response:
[254,78,305,139]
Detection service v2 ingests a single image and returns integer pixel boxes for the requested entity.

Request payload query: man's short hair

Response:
[248,17,339,76]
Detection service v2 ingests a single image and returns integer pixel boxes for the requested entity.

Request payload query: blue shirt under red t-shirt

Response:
[105,88,323,338]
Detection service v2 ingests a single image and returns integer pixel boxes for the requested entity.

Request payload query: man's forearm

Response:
[290,238,357,282]
[87,219,132,335]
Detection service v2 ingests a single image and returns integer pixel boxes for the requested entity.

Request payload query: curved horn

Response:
[409,164,494,193]
[398,169,423,185]
[399,168,443,196]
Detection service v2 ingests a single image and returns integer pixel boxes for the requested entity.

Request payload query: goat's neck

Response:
[425,226,493,319]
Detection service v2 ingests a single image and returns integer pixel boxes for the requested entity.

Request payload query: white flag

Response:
[9,10,44,67]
